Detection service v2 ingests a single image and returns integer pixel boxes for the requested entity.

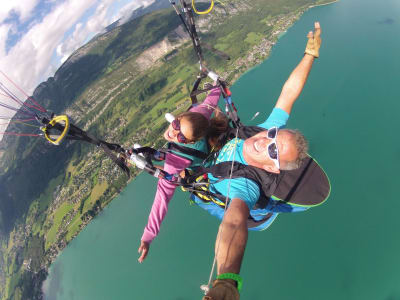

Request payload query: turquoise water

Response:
[43,0,400,299]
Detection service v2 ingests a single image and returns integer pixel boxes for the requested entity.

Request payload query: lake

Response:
[43,0,400,299]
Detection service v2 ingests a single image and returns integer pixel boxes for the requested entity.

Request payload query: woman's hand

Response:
[138,241,150,263]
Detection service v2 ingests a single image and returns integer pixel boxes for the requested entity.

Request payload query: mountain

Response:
[0,6,182,233]
[105,0,172,32]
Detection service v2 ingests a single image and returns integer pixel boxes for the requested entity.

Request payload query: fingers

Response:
[314,21,321,37]
[138,247,148,263]
[138,241,149,263]
[307,21,321,45]
[308,22,321,38]
[138,253,146,263]
[304,21,320,57]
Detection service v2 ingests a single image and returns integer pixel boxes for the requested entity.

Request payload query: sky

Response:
[0,0,155,139]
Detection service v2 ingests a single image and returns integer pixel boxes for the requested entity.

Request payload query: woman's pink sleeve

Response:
[141,153,192,244]
[141,88,221,243]
[189,87,221,119]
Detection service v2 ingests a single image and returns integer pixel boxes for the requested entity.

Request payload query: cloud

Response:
[56,0,116,64]
[114,0,155,25]
[0,24,14,131]
[56,0,155,64]
[0,0,98,95]
[0,0,98,138]
[0,0,155,140]
[0,24,10,58]
[0,0,40,24]
[113,1,142,24]
[1,0,156,94]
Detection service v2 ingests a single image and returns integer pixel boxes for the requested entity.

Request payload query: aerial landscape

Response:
[1,0,400,299]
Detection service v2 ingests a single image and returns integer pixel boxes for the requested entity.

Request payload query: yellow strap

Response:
[194,175,226,207]
[42,115,70,146]
[192,0,214,15]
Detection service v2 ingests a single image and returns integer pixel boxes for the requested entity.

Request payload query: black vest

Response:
[194,126,330,208]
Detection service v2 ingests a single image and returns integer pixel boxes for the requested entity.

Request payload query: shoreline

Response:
[310,0,340,8]
[232,0,339,81]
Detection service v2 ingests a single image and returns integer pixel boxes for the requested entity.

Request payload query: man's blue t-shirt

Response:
[208,107,289,210]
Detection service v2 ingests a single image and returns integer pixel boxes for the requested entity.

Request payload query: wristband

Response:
[216,273,243,292]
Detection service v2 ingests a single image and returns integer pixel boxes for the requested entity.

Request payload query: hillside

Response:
[0,0,333,299]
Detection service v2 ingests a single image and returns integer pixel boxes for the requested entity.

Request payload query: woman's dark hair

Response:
[177,111,210,142]
[177,111,229,145]
[208,113,229,149]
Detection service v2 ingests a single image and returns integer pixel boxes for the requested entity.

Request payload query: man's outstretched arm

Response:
[215,198,249,275]
[202,199,249,300]
[275,22,321,114]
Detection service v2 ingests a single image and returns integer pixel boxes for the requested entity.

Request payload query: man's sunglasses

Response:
[171,119,189,144]
[267,127,280,169]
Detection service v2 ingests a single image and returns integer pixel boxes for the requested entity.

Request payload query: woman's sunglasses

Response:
[267,127,280,169]
[171,119,189,144]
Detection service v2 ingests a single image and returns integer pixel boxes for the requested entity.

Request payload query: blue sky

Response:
[0,0,154,93]
[0,0,155,136]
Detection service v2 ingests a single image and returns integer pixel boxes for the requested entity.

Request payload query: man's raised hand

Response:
[305,22,322,58]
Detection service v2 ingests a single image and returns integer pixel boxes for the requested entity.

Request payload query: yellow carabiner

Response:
[192,0,214,15]
[42,115,70,146]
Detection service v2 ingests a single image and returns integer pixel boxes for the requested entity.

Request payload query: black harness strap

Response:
[66,124,130,177]
[167,142,209,160]
[170,0,242,130]
[99,143,131,177]
[210,161,278,197]
[185,161,278,208]
[182,0,204,65]
[183,125,330,208]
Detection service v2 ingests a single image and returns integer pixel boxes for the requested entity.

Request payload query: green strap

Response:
[216,273,243,292]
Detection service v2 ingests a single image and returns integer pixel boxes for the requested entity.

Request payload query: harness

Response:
[166,141,209,161]
[40,114,131,177]
[180,126,331,210]
[169,0,242,129]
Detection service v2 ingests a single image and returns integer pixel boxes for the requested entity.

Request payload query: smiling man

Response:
[198,22,322,300]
